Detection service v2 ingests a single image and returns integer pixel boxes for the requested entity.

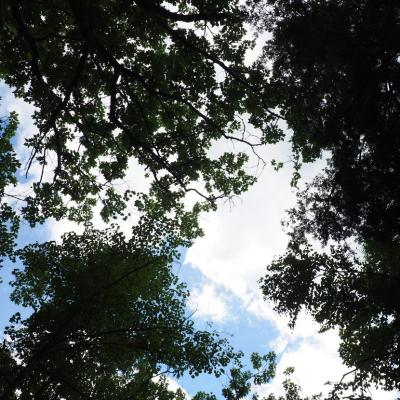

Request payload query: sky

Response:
[0,80,397,400]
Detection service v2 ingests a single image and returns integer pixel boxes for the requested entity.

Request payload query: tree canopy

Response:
[0,1,285,398]
[253,0,400,243]
[256,0,400,395]
[1,227,240,399]
[0,109,19,265]
[0,0,282,242]
[1,0,400,398]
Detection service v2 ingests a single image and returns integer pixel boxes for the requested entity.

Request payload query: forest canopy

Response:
[256,0,400,395]
[0,1,282,398]
[0,0,282,240]
[0,0,399,399]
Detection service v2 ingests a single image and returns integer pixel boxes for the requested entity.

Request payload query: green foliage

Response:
[192,351,277,400]
[2,0,399,398]
[264,368,322,400]
[261,242,400,390]
[193,392,218,400]
[0,2,286,398]
[254,0,400,395]
[252,0,400,242]
[0,108,20,267]
[194,357,325,400]
[0,0,279,242]
[221,352,276,400]
[1,226,239,399]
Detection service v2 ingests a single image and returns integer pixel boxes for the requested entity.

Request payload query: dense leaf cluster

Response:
[257,0,400,394]
[0,110,19,266]
[1,227,238,398]
[254,0,400,242]
[0,0,281,240]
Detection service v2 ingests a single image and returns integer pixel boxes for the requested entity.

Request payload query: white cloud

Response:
[188,283,231,323]
[260,333,397,400]
[268,329,344,397]
[243,294,320,352]
[185,141,312,301]
[185,136,326,291]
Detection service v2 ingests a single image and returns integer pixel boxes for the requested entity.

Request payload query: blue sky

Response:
[0,83,397,400]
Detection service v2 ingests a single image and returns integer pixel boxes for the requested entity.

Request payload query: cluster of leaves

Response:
[194,358,324,400]
[0,107,299,399]
[255,0,400,395]
[262,242,400,391]
[1,227,240,399]
[0,109,19,267]
[0,0,282,242]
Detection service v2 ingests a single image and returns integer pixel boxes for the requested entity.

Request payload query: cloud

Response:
[268,329,344,397]
[188,283,231,323]
[185,141,307,301]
